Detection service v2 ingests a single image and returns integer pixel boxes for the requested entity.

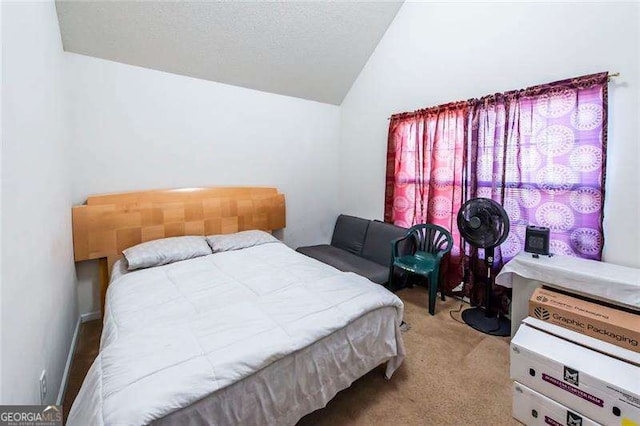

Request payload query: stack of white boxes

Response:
[509,289,640,426]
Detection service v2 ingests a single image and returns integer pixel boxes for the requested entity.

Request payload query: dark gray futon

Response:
[296,215,407,285]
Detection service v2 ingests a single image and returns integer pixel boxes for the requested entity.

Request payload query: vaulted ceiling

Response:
[55,1,403,105]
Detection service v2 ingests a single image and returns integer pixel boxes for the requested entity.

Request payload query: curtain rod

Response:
[388,72,621,120]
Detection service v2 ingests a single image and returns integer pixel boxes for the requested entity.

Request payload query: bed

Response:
[67,188,405,425]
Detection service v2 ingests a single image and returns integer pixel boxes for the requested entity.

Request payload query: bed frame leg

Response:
[98,257,109,319]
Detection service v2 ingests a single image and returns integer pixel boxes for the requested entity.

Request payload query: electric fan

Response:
[457,197,511,336]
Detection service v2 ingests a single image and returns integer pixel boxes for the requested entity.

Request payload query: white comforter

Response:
[68,242,404,425]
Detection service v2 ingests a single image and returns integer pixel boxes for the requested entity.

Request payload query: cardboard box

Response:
[529,287,640,353]
[511,323,640,426]
[513,381,599,426]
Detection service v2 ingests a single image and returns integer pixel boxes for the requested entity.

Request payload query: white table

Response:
[495,252,640,338]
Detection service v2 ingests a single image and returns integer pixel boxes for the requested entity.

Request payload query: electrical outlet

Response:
[39,370,47,404]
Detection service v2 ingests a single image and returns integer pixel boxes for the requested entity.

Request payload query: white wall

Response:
[1,1,77,404]
[65,54,341,314]
[340,2,640,268]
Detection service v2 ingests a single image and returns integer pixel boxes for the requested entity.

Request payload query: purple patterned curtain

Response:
[464,73,608,308]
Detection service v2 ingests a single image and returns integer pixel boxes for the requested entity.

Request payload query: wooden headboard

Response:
[72,187,286,313]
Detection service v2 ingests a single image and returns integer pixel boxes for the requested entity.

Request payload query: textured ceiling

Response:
[55,1,403,105]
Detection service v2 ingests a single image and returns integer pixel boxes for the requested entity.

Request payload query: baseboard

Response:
[57,317,81,405]
[80,310,100,323]
[57,311,100,405]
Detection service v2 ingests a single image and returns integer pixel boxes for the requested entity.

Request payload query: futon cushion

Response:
[296,245,389,284]
[361,220,408,267]
[330,215,370,255]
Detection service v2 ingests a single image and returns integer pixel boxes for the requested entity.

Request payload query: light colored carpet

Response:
[298,286,519,426]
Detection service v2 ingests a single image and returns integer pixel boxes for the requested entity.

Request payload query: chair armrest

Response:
[390,234,412,259]
[435,241,453,262]
[435,250,448,262]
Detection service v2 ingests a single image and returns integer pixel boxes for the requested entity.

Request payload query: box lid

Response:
[523,316,640,366]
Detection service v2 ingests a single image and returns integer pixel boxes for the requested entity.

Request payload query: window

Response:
[385,73,608,293]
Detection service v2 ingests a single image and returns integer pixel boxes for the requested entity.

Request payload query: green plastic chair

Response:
[389,224,453,315]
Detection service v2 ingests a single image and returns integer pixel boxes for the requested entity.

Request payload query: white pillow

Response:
[123,236,212,271]
[206,230,279,253]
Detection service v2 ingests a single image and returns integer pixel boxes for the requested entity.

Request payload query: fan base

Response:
[461,307,511,337]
